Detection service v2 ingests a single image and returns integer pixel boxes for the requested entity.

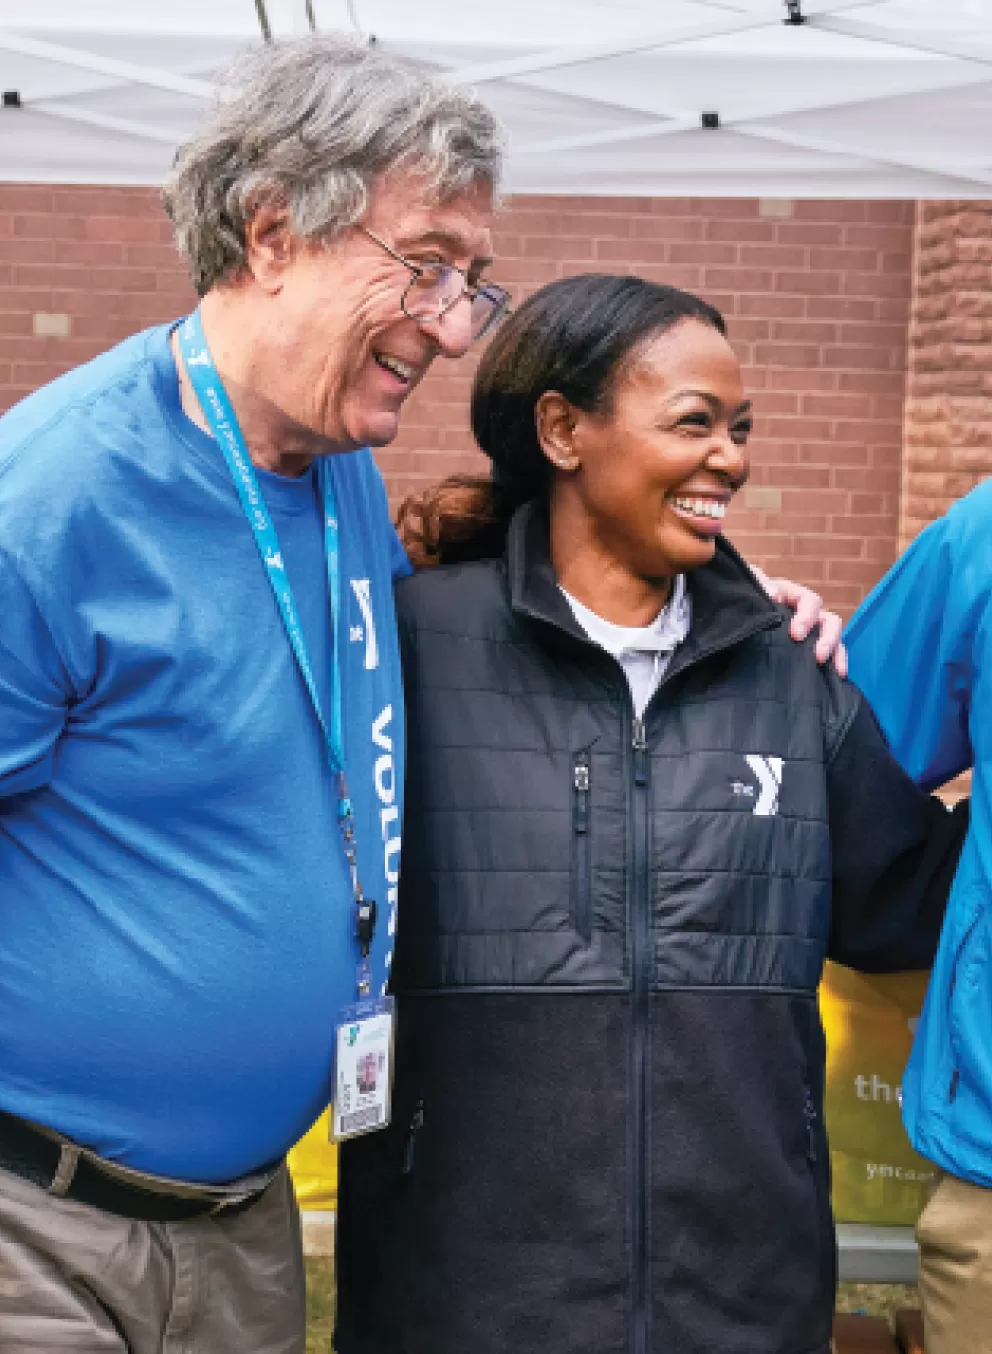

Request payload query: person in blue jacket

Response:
[846,478,992,1354]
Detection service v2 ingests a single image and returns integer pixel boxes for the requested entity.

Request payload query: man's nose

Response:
[419,296,474,359]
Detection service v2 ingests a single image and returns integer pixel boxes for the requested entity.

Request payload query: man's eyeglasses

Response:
[359,226,511,343]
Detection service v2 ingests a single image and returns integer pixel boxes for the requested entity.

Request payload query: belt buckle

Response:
[208,1191,251,1217]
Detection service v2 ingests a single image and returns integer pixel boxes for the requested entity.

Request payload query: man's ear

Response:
[243,197,296,293]
[535,391,582,473]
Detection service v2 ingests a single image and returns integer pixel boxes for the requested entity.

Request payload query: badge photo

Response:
[332,997,395,1141]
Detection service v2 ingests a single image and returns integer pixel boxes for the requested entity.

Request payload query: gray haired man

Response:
[0,36,503,1353]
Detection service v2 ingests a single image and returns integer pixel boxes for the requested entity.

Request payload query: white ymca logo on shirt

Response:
[349,579,379,671]
[743,754,783,817]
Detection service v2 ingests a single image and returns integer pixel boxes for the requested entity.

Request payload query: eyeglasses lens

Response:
[403,266,509,341]
[403,266,461,319]
[471,287,510,341]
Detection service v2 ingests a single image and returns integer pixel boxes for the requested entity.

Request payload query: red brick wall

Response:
[1,187,914,616]
[0,185,194,411]
[902,200,992,549]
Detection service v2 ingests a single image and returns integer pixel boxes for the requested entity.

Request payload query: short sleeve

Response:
[356,449,412,580]
[0,551,73,797]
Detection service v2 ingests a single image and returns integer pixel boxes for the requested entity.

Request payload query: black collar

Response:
[505,501,783,676]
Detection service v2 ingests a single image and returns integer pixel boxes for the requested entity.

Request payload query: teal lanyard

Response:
[177,310,376,997]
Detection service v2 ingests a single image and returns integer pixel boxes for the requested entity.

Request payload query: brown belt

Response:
[0,1108,276,1223]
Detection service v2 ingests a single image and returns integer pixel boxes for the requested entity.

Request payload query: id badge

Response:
[331,996,395,1141]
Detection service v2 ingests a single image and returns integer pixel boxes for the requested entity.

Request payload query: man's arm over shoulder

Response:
[845,486,992,790]
[823,669,969,972]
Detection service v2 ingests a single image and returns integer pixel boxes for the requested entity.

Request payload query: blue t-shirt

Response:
[0,324,410,1183]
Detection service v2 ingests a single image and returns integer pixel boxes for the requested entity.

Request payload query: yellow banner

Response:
[287,1108,338,1211]
[820,962,935,1225]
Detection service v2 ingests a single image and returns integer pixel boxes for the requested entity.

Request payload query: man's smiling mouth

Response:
[374,352,417,384]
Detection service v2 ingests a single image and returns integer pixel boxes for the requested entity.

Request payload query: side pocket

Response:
[947,893,991,1115]
[803,1083,818,1167]
[570,750,593,942]
[400,1097,424,1179]
[802,1078,835,1297]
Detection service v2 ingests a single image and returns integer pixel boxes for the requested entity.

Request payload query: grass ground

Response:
[305,1257,336,1354]
[836,1281,920,1326]
[303,1259,920,1351]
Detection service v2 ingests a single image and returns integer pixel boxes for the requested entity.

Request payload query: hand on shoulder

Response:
[750,565,847,677]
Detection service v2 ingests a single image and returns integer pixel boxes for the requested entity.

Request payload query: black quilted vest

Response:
[336,503,862,1354]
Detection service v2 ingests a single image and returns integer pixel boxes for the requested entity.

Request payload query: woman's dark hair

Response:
[395,273,726,567]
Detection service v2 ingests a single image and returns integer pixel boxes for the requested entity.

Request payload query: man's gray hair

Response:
[163,36,504,294]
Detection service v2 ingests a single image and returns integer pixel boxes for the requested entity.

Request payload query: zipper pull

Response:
[949,1068,960,1104]
[401,1099,424,1176]
[573,754,590,833]
[632,717,648,786]
[804,1089,818,1164]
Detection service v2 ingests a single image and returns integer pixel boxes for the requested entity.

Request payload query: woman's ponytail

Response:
[394,473,517,568]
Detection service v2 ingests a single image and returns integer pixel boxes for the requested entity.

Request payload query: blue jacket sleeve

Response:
[0,550,73,797]
[844,492,992,792]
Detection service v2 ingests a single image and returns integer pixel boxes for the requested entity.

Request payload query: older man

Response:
[0,36,503,1353]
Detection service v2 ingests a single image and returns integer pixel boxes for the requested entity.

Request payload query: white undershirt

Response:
[561,575,692,717]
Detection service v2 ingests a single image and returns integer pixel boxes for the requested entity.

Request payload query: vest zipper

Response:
[572,751,592,941]
[630,714,651,1354]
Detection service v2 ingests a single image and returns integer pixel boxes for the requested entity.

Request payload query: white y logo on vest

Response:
[350,579,379,671]
[744,754,784,817]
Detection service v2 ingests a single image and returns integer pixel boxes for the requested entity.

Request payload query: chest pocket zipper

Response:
[571,751,593,942]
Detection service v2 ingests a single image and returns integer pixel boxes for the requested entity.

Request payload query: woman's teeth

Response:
[375,354,415,382]
[670,497,727,521]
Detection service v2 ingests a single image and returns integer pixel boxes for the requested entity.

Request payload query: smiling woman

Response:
[335,273,970,1354]
[398,273,747,601]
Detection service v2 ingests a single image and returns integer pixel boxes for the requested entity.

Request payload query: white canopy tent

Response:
[0,0,990,196]
[0,0,986,1284]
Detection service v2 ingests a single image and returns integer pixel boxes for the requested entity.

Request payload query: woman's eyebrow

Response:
[668,390,753,416]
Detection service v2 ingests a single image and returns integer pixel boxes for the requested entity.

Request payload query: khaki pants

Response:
[917,1170,992,1354]
[0,1161,305,1353]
